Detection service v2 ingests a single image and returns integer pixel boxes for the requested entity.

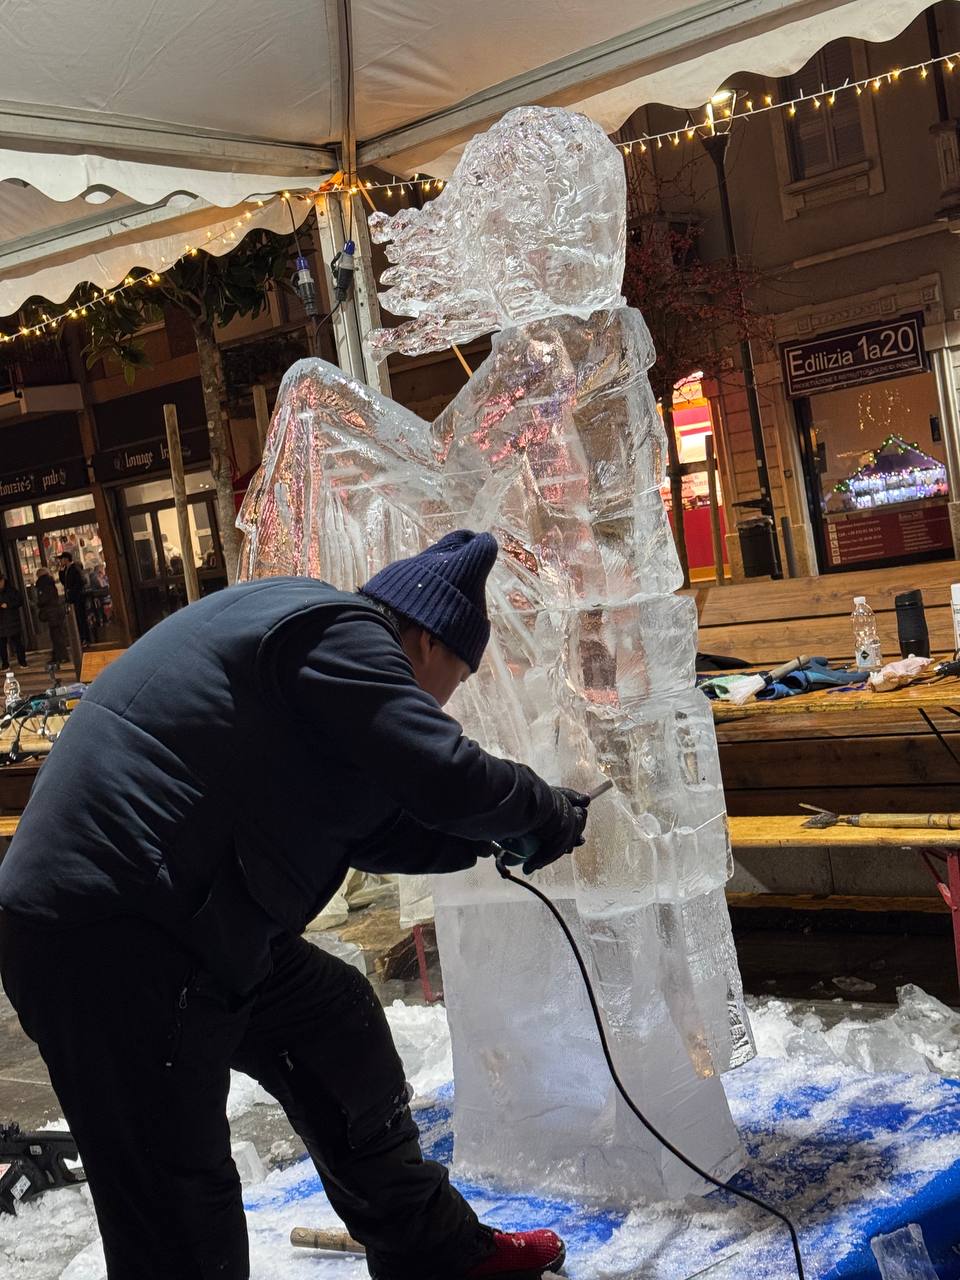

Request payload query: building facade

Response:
[634,1,960,580]
[4,4,960,649]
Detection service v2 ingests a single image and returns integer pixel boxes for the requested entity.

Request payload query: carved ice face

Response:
[367,106,626,359]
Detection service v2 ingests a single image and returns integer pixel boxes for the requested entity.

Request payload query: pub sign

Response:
[0,457,88,506]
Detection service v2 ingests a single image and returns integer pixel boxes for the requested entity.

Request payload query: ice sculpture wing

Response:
[236,357,443,931]
[237,357,440,589]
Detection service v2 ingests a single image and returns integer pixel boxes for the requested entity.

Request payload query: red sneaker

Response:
[465,1228,566,1278]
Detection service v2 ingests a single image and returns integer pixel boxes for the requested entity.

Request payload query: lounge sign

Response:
[781,312,926,398]
[93,427,210,482]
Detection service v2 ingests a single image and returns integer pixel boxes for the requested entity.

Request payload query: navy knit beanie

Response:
[360,530,498,672]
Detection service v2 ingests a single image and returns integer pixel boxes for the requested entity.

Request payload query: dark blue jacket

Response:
[0,578,554,990]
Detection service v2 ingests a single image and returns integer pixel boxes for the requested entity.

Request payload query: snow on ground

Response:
[3,990,960,1279]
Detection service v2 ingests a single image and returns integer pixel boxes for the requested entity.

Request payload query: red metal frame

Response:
[412,923,443,1005]
[914,846,960,993]
[946,851,960,993]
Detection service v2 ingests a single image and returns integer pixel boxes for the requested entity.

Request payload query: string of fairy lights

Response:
[2,46,958,349]
[327,47,960,192]
[0,198,283,346]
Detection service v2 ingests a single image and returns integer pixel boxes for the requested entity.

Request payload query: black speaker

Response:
[895,589,930,658]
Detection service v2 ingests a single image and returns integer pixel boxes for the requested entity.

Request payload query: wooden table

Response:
[727,814,960,992]
[79,647,125,683]
[713,664,960,819]
[0,715,65,760]
[0,815,19,838]
[713,669,960,721]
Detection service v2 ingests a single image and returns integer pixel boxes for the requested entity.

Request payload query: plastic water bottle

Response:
[3,670,20,713]
[852,597,882,671]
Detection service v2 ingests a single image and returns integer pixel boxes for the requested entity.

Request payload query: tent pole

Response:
[314,195,391,396]
[317,0,391,395]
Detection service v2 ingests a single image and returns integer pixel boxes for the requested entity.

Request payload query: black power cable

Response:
[314,300,343,338]
[494,853,806,1280]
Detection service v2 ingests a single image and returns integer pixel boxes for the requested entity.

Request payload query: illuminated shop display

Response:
[832,434,948,510]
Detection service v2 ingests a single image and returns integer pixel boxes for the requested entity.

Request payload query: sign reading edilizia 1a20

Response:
[780,313,927,399]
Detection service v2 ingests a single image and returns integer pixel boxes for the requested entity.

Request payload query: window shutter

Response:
[781,41,865,179]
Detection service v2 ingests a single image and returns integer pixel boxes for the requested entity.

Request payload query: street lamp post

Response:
[700,125,783,579]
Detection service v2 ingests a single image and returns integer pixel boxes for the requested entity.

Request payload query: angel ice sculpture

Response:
[238,105,753,1205]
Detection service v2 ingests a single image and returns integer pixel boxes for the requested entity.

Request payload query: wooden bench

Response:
[694,563,960,901]
[727,814,960,992]
[696,563,960,911]
[695,558,960,666]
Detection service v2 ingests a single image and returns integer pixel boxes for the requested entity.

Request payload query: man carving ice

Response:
[0,530,586,1279]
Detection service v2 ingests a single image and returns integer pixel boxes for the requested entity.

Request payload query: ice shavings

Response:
[384,999,454,1104]
[226,1069,276,1121]
[750,985,960,1078]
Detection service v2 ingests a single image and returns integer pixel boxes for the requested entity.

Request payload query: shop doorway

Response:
[118,470,227,634]
[0,493,122,647]
[658,373,728,581]
[794,370,951,573]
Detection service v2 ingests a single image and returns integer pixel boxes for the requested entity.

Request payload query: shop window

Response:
[2,505,33,528]
[125,512,152,576]
[770,39,883,218]
[122,469,215,506]
[801,371,953,571]
[155,503,218,572]
[782,43,865,179]
[36,493,95,520]
[41,521,106,573]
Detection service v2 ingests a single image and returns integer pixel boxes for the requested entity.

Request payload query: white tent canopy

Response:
[0,0,944,317]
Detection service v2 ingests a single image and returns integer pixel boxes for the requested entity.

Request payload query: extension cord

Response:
[493,852,806,1280]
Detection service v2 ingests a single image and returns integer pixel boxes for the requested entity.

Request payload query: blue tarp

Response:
[244,1055,960,1278]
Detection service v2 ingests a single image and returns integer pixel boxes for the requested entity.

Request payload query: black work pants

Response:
[0,632,26,668]
[0,911,486,1280]
[47,618,68,665]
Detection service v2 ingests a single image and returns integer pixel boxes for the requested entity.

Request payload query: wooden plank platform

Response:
[79,648,125,683]
[727,814,960,849]
[727,891,948,913]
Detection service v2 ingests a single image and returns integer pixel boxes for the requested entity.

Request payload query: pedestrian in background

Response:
[58,552,89,646]
[0,571,27,669]
[36,567,68,668]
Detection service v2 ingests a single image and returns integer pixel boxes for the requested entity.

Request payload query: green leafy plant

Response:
[81,230,295,578]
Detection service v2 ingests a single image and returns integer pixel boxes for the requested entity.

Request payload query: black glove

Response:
[518,786,590,875]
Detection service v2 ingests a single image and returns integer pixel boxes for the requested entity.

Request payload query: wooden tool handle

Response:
[290,1227,365,1253]
[768,655,811,681]
[857,813,960,830]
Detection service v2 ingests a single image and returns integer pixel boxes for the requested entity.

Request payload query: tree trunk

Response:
[193,315,240,582]
[659,393,690,588]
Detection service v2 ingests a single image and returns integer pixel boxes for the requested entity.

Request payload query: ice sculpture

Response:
[238,105,753,1206]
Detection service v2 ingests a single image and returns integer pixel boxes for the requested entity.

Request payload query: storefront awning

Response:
[0,184,314,315]
[0,0,944,314]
